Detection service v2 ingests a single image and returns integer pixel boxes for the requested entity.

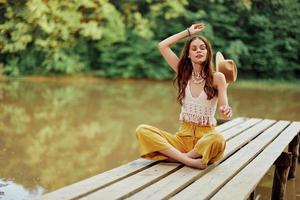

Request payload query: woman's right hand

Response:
[219,105,233,119]
[187,23,205,35]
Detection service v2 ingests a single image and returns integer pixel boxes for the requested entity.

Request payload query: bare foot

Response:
[185,158,207,170]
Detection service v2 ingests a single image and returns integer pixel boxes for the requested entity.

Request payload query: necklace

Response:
[191,71,205,84]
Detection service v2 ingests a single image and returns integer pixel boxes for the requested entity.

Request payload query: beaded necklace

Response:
[191,71,205,84]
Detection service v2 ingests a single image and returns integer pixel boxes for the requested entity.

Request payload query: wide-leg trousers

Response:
[135,122,226,165]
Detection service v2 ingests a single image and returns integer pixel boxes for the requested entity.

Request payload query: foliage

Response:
[0,0,125,75]
[0,0,299,79]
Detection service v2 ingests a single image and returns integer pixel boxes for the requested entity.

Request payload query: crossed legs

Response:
[136,124,222,170]
[160,148,207,169]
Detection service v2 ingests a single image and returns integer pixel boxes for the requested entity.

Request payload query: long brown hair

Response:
[173,35,217,105]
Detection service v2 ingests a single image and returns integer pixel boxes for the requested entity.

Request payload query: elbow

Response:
[157,41,169,50]
[157,43,161,50]
[157,42,163,50]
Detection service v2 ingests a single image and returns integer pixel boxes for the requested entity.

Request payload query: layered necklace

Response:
[191,70,205,84]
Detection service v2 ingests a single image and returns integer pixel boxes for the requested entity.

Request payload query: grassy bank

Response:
[231,79,300,91]
[1,75,300,91]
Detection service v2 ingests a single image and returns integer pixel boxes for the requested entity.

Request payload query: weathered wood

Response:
[210,122,300,200]
[127,119,274,200]
[217,118,244,125]
[221,118,262,140]
[271,152,292,200]
[298,133,300,163]
[215,117,248,132]
[288,134,299,179]
[171,120,286,200]
[299,134,300,163]
[38,159,156,200]
[223,119,275,158]
[80,163,181,199]
[249,190,255,200]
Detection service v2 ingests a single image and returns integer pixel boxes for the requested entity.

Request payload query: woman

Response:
[136,23,234,169]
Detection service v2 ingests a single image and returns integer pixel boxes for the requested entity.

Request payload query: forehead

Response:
[190,38,206,46]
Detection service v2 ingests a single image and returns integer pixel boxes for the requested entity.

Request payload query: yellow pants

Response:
[135,122,226,165]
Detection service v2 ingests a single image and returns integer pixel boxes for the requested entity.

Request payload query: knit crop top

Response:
[179,81,218,126]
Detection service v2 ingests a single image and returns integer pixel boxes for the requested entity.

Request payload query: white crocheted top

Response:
[179,81,218,126]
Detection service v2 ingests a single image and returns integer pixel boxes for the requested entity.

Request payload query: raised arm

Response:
[157,23,205,73]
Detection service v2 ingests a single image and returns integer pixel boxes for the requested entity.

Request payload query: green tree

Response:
[0,0,125,75]
[0,0,299,80]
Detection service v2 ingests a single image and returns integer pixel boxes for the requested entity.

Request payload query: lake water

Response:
[0,77,299,200]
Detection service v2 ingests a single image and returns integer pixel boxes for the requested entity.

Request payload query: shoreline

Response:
[1,75,300,90]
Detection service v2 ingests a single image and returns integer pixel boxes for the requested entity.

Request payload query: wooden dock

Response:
[38,117,300,200]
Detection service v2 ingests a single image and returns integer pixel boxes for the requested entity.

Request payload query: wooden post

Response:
[288,134,299,179]
[298,133,300,163]
[249,190,255,200]
[271,152,292,200]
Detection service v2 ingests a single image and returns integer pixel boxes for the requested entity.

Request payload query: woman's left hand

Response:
[219,105,233,119]
[188,23,205,35]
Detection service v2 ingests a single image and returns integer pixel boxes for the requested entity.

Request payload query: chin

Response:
[192,59,205,64]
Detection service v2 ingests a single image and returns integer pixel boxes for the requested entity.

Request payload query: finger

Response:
[196,23,205,26]
[224,111,230,118]
[195,24,204,29]
[227,107,232,113]
[222,107,229,113]
[224,107,232,115]
[196,25,205,30]
[196,23,204,27]
[224,109,230,115]
[227,110,233,118]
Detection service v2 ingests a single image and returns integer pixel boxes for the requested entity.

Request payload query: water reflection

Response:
[228,86,300,121]
[0,78,299,199]
[0,179,44,200]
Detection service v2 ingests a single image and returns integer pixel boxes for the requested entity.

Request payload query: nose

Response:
[197,49,203,53]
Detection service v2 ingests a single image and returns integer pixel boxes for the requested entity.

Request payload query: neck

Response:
[191,62,204,73]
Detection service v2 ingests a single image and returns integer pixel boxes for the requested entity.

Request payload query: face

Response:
[188,38,208,64]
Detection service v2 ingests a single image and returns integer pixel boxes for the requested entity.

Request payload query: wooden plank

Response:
[80,163,182,199]
[221,118,262,140]
[215,117,248,132]
[223,119,275,157]
[38,117,246,200]
[127,119,276,200]
[171,120,290,200]
[38,159,156,200]
[211,122,300,200]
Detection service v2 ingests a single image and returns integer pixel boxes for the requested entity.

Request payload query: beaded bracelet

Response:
[186,28,191,37]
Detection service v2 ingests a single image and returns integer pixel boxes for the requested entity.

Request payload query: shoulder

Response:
[212,72,226,88]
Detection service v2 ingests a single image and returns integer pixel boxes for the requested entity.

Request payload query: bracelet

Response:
[186,28,191,37]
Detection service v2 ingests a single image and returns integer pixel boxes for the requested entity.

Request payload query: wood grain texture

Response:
[211,122,300,200]
[171,120,290,200]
